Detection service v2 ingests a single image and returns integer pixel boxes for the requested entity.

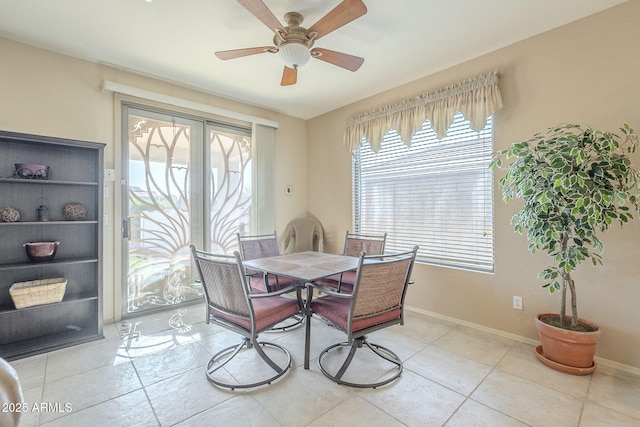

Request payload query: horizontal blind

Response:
[353,113,494,273]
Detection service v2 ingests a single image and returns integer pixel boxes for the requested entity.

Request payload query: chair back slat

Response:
[238,233,280,260]
[191,249,252,319]
[238,232,280,276]
[343,232,387,257]
[351,255,412,320]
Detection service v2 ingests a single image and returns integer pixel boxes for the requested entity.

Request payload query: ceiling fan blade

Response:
[306,0,367,40]
[215,46,275,60]
[311,48,364,71]
[236,0,285,33]
[281,66,297,86]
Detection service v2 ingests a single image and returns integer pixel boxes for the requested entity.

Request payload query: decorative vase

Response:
[36,197,50,222]
[535,313,601,374]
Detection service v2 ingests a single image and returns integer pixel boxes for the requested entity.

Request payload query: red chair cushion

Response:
[338,271,356,286]
[249,274,300,293]
[211,296,300,332]
[314,271,355,293]
[311,296,401,332]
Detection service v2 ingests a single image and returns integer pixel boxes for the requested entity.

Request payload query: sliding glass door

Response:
[121,105,252,316]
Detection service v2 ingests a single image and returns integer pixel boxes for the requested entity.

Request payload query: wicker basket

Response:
[9,278,67,309]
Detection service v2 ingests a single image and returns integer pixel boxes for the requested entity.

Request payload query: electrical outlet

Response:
[513,296,523,310]
[284,185,293,196]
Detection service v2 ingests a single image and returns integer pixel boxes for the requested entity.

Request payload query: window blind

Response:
[353,113,494,273]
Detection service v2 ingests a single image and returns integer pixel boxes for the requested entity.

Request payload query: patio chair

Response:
[190,246,302,390]
[237,232,303,292]
[282,217,324,253]
[307,246,418,388]
[318,231,387,292]
[237,232,304,331]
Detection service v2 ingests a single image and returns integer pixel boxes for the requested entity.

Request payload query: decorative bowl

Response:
[14,163,49,179]
[23,241,60,263]
[63,203,87,220]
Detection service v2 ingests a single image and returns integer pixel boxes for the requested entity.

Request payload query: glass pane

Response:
[126,114,203,314]
[209,128,252,254]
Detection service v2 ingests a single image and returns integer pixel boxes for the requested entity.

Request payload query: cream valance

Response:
[345,71,503,153]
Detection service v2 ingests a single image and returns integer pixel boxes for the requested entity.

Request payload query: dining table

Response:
[242,251,360,369]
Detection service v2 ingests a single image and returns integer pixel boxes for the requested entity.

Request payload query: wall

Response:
[0,38,308,324]
[307,1,640,370]
[1,2,638,371]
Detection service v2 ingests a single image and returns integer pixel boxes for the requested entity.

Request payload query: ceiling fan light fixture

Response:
[278,42,311,69]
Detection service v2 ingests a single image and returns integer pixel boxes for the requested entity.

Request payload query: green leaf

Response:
[496,122,640,316]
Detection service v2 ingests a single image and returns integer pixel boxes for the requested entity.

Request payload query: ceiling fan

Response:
[215,0,367,86]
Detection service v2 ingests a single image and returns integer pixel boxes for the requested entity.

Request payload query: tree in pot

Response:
[492,123,640,374]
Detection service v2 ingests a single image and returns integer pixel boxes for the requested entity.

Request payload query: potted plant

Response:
[492,123,640,374]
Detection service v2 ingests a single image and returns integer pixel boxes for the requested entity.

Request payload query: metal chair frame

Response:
[332,231,388,292]
[190,246,301,390]
[237,232,286,292]
[237,232,304,331]
[308,246,418,388]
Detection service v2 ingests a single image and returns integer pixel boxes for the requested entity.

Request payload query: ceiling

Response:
[0,0,626,120]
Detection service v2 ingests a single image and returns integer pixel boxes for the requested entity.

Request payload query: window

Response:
[353,113,494,273]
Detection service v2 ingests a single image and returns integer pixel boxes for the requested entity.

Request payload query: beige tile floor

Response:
[8,304,640,427]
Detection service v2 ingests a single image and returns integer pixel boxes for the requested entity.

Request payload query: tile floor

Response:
[8,304,640,427]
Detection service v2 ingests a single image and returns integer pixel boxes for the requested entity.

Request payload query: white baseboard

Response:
[405,305,640,376]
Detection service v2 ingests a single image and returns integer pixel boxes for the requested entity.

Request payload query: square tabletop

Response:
[242,251,359,282]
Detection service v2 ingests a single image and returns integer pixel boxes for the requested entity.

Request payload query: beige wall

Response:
[1,1,639,371]
[0,38,308,324]
[308,1,640,370]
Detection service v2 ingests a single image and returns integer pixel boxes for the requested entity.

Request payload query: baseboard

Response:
[405,305,640,376]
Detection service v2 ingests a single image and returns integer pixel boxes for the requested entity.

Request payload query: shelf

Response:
[0,328,104,361]
[0,257,98,271]
[0,292,98,314]
[0,220,98,226]
[0,129,104,360]
[0,177,98,186]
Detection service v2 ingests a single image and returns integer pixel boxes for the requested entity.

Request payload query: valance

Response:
[345,71,503,153]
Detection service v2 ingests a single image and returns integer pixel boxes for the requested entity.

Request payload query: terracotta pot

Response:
[535,313,601,369]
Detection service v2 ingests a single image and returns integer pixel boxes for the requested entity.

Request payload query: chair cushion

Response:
[314,272,355,293]
[249,274,301,293]
[338,271,356,286]
[322,271,355,285]
[311,296,401,332]
[313,277,340,289]
[249,276,268,293]
[211,296,300,333]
